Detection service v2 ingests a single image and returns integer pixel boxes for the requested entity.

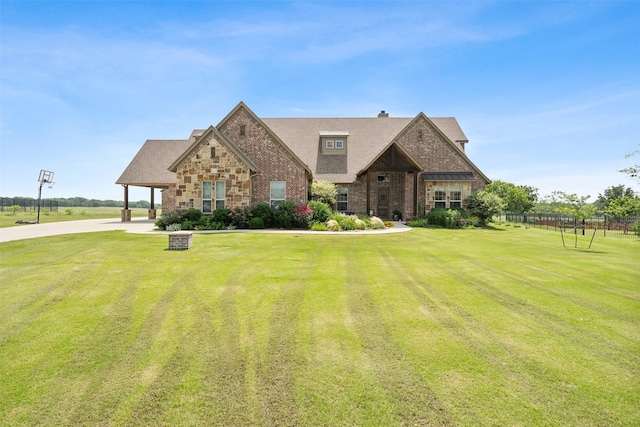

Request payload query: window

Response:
[449,186,462,209]
[270,181,286,209]
[325,140,334,149]
[377,175,390,183]
[210,147,216,159]
[337,187,348,212]
[434,186,446,209]
[335,140,344,149]
[215,181,226,209]
[418,130,423,140]
[240,125,246,136]
[202,181,212,213]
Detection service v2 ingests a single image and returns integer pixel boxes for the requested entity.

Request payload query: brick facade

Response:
[219,106,309,206]
[124,104,488,219]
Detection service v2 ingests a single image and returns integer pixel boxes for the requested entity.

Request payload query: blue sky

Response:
[1,0,639,203]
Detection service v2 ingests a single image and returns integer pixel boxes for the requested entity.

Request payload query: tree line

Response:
[0,196,158,209]
[478,181,639,220]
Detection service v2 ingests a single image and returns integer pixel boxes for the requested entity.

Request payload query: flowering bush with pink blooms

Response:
[293,204,314,229]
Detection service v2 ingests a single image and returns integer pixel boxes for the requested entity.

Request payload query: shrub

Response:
[230,206,252,229]
[426,208,460,229]
[65,208,74,215]
[181,220,197,230]
[444,209,460,228]
[166,223,182,231]
[203,221,226,230]
[340,218,356,230]
[370,216,385,229]
[384,221,394,228]
[182,208,202,222]
[274,201,296,228]
[251,203,274,228]
[6,205,20,215]
[310,180,337,205]
[392,209,402,221]
[632,221,640,237]
[326,219,340,231]
[308,200,332,223]
[409,218,428,228]
[467,190,505,226]
[310,221,328,231]
[249,217,265,229]
[331,212,356,230]
[354,218,366,230]
[155,210,183,230]
[293,204,314,229]
[211,208,233,226]
[358,215,372,229]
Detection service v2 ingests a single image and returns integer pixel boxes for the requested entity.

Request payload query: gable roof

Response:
[116,139,191,187]
[168,125,258,172]
[262,115,476,183]
[262,117,412,182]
[218,102,312,176]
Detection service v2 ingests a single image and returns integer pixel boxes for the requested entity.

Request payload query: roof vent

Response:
[378,110,389,118]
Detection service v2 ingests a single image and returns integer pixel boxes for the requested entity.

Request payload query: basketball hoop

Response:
[37,170,55,223]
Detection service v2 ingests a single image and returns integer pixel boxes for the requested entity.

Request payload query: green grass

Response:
[0,207,151,228]
[1,226,638,426]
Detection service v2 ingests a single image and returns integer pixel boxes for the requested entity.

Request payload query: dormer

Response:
[320,131,348,155]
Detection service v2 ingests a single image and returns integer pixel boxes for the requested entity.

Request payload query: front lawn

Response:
[0,207,151,228]
[1,227,638,426]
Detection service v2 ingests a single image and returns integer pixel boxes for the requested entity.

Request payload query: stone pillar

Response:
[148,187,156,219]
[121,185,131,222]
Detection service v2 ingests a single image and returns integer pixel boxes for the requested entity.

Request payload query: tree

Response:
[555,192,597,221]
[619,145,639,183]
[595,185,636,210]
[467,190,504,226]
[309,180,337,206]
[485,180,538,213]
[531,191,564,214]
[605,196,640,218]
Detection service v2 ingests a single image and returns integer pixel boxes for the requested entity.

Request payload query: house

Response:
[116,102,489,221]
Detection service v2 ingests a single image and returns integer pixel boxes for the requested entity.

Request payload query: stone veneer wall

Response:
[162,186,176,211]
[174,131,252,211]
[424,181,473,211]
[219,106,309,206]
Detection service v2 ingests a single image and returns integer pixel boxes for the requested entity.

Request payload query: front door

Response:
[377,187,389,219]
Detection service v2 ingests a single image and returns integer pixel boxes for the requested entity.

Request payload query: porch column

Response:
[121,185,131,222]
[366,173,371,215]
[148,187,156,219]
[413,172,418,217]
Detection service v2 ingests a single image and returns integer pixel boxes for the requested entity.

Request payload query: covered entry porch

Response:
[359,143,422,220]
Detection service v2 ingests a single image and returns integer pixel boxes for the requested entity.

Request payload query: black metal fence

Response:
[505,213,639,240]
[0,197,58,212]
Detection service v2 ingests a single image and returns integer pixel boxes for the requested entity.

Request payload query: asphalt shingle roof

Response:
[262,117,466,182]
[116,139,191,186]
[117,113,476,186]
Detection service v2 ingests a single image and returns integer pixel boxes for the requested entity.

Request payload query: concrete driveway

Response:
[0,218,159,243]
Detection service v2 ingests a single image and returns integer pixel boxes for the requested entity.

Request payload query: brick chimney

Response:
[377,110,389,118]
